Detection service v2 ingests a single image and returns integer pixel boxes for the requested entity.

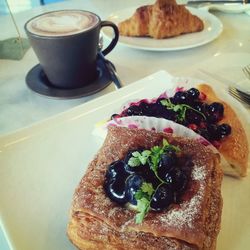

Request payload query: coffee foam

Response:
[26,10,99,36]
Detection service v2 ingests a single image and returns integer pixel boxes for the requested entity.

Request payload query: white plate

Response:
[0,71,249,250]
[103,7,223,51]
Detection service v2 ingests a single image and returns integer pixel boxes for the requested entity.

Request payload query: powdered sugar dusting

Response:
[159,164,206,229]
[192,165,206,181]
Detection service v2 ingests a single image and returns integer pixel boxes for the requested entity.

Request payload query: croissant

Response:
[118,0,204,39]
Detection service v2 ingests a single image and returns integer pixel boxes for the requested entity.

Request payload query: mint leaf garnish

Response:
[135,198,150,224]
[141,182,154,196]
[134,182,154,224]
[128,150,151,167]
[173,104,182,112]
[132,151,141,158]
[128,157,141,167]
[128,139,181,224]
[160,98,206,122]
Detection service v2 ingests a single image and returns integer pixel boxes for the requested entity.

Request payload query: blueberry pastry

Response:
[67,126,223,249]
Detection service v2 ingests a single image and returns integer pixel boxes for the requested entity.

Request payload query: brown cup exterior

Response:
[24,10,119,89]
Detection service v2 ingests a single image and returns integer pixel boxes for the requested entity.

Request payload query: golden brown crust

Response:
[67,126,223,250]
[118,0,204,39]
[197,84,249,177]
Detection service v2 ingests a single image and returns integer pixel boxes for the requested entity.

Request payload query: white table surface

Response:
[0,0,249,137]
[0,0,250,249]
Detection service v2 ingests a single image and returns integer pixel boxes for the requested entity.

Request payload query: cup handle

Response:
[100,21,119,56]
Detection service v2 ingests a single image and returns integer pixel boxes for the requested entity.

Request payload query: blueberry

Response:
[173,91,190,104]
[167,168,188,192]
[142,169,160,188]
[158,153,177,180]
[105,160,129,180]
[148,103,164,117]
[104,177,128,204]
[207,124,220,140]
[217,123,231,138]
[138,102,151,116]
[208,102,224,115]
[104,160,130,204]
[192,101,203,112]
[206,113,220,123]
[161,109,178,121]
[126,105,143,116]
[150,184,174,211]
[159,152,177,168]
[187,88,200,100]
[205,102,224,123]
[125,174,144,205]
[185,109,204,125]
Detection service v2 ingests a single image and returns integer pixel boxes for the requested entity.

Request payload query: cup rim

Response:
[24,9,101,39]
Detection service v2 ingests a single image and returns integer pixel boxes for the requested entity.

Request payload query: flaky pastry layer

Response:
[68,126,223,250]
[197,84,249,177]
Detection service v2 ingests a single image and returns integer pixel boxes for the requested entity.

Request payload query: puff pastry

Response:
[67,126,223,250]
[118,0,204,39]
[197,84,249,177]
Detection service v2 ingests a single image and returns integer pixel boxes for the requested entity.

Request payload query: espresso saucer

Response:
[26,59,112,99]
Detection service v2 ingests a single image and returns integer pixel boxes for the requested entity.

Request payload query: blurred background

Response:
[0,0,65,15]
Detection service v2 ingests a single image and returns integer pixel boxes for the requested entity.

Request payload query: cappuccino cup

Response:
[25,10,119,89]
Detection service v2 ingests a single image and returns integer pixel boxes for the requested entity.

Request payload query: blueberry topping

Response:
[142,169,160,188]
[104,177,128,204]
[125,174,144,205]
[208,102,224,115]
[205,102,224,123]
[217,123,231,138]
[104,139,194,224]
[138,102,152,116]
[167,168,188,192]
[104,161,130,204]
[126,105,143,116]
[173,91,190,104]
[207,124,220,140]
[105,160,129,179]
[118,87,231,144]
[185,109,204,125]
[150,184,174,211]
[159,151,177,169]
[192,101,203,112]
[187,88,200,99]
[158,152,177,180]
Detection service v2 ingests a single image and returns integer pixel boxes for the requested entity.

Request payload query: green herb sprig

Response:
[127,139,180,223]
[160,99,206,122]
[134,182,154,224]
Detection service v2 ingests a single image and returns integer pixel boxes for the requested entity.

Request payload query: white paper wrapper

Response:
[108,116,208,142]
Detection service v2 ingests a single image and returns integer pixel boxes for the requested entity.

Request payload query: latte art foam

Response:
[26,10,99,36]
